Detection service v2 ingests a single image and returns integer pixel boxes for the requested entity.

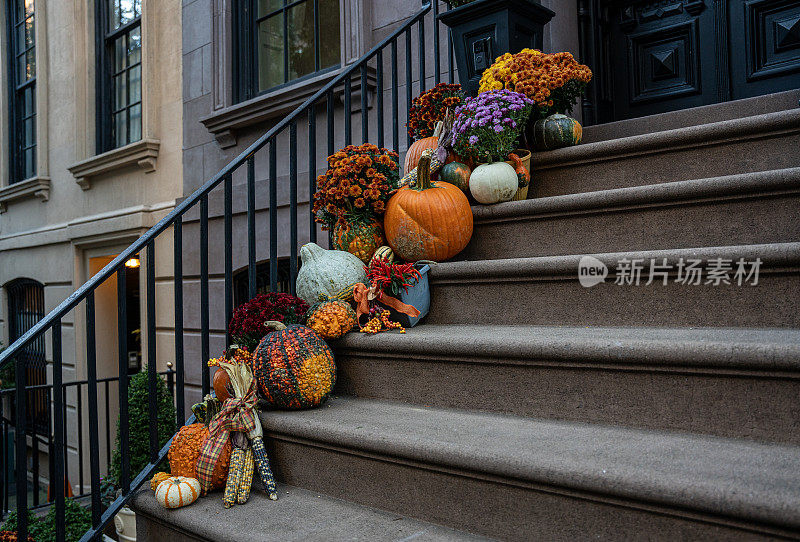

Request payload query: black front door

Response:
[579,0,800,124]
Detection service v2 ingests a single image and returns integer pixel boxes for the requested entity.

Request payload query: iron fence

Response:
[0,2,457,539]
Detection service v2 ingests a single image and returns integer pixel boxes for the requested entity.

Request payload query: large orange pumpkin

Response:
[385,152,473,262]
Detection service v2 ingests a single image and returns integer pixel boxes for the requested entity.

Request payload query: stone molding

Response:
[0,176,52,213]
[68,139,160,190]
[200,68,376,148]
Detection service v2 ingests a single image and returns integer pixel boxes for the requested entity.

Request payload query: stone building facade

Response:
[0,0,183,492]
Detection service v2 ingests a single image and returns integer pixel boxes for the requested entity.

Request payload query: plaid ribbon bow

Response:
[196,380,258,494]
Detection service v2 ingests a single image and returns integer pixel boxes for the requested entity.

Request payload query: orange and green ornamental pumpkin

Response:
[252,321,336,409]
[438,162,471,193]
[332,219,385,263]
[531,114,582,151]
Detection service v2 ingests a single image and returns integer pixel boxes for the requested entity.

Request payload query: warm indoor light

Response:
[125,257,140,268]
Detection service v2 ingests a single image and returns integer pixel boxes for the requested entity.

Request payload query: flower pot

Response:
[438,0,554,97]
[506,149,531,201]
[114,506,137,542]
[384,264,430,328]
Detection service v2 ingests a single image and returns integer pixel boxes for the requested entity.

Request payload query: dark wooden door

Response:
[579,0,800,124]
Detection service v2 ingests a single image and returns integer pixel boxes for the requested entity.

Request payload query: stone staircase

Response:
[132,94,800,540]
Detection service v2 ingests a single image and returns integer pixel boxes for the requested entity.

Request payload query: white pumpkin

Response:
[296,243,368,304]
[469,162,519,204]
[155,476,200,509]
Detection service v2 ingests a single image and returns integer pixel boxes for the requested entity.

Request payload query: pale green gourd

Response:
[469,162,518,204]
[296,243,368,304]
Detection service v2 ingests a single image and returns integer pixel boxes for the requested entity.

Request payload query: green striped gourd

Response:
[531,114,582,151]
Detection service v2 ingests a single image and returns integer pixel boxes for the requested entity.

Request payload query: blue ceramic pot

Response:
[386,263,430,328]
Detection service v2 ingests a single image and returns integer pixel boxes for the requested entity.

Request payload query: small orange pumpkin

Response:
[385,151,473,262]
[213,368,232,402]
[150,471,171,491]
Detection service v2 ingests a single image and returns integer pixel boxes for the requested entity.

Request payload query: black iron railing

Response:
[0,370,175,519]
[0,2,456,540]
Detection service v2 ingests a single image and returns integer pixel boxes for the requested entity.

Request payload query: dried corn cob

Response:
[250,436,278,500]
[237,446,254,504]
[223,447,245,508]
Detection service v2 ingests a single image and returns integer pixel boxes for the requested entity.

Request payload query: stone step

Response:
[257,397,800,540]
[131,482,488,542]
[333,325,800,444]
[528,108,800,197]
[460,167,800,261]
[427,243,800,328]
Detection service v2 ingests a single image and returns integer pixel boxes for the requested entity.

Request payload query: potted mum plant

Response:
[479,48,592,150]
[450,89,534,204]
[228,292,309,351]
[313,144,401,263]
[438,0,554,96]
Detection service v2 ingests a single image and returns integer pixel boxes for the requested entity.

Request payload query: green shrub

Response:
[108,372,176,488]
[1,499,91,542]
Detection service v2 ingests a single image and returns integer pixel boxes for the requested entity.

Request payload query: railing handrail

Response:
[0,3,433,370]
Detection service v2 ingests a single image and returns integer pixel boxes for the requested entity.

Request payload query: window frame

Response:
[4,0,37,184]
[233,0,342,103]
[94,0,143,153]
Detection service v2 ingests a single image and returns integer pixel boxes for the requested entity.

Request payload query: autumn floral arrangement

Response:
[479,49,592,118]
[358,257,422,334]
[312,144,401,262]
[227,293,309,351]
[407,83,465,140]
[449,89,534,163]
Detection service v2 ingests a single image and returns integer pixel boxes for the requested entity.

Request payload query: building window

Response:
[5,0,36,183]
[4,279,48,432]
[233,259,292,307]
[96,0,142,152]
[234,0,341,102]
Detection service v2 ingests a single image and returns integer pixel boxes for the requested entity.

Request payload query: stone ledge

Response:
[200,67,376,149]
[68,138,160,190]
[259,396,800,534]
[471,166,800,223]
[532,109,800,170]
[0,176,51,213]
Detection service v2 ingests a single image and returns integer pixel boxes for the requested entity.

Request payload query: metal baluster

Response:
[105,381,111,467]
[62,386,69,499]
[146,241,158,463]
[0,397,6,519]
[308,104,317,243]
[269,140,278,292]
[377,49,384,149]
[200,196,210,397]
[391,39,399,152]
[86,292,101,527]
[344,76,352,146]
[289,122,298,295]
[116,267,130,492]
[224,174,233,348]
[327,91,335,157]
[406,30,413,149]
[361,64,368,143]
[77,385,83,494]
[247,158,257,300]
[447,1,454,84]
[173,219,185,425]
[14,317,27,540]
[419,16,426,94]
[51,360,64,542]
[32,433,39,507]
[433,0,440,85]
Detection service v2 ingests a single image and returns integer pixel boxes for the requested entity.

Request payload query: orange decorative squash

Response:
[385,151,473,262]
[168,422,231,491]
